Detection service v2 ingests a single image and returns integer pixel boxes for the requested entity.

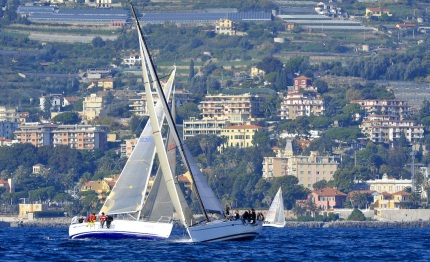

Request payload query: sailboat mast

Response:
[130,3,210,222]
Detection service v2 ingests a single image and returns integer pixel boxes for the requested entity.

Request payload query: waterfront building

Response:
[374,191,411,209]
[309,187,347,210]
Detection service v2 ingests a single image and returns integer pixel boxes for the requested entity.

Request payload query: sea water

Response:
[1,226,430,261]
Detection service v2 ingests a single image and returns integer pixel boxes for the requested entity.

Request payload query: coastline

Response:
[5,218,430,228]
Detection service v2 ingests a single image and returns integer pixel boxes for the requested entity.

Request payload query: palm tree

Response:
[292,204,306,218]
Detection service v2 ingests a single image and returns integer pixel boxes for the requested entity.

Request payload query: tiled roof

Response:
[392,191,411,196]
[313,187,347,197]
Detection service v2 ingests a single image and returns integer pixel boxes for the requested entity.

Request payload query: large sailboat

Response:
[68,62,176,239]
[263,187,286,228]
[131,3,263,242]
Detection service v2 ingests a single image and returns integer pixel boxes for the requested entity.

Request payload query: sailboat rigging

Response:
[131,2,263,242]
[68,42,176,240]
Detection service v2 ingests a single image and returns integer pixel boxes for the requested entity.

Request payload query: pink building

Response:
[310,187,347,210]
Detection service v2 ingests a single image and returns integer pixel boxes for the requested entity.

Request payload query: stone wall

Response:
[377,209,430,222]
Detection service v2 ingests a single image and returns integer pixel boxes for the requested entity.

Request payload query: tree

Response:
[292,204,306,217]
[313,180,328,190]
[177,103,200,123]
[347,208,366,221]
[51,112,81,124]
[189,59,195,80]
[256,57,283,74]
[92,37,105,48]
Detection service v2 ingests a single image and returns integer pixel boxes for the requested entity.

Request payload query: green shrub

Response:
[297,216,314,222]
[347,208,366,221]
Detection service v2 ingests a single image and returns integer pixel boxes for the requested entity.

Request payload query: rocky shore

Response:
[22,218,70,227]
[284,221,430,228]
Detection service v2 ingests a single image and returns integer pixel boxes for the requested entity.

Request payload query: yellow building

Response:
[120,138,138,158]
[82,180,111,194]
[365,7,392,18]
[250,66,265,78]
[88,78,114,91]
[19,203,47,218]
[375,191,411,209]
[215,19,236,35]
[83,93,106,121]
[220,124,262,149]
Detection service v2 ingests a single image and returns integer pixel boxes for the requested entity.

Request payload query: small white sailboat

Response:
[68,57,176,240]
[263,187,286,228]
[131,3,262,242]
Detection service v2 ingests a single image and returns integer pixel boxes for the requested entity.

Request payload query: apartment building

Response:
[0,121,19,139]
[220,124,262,149]
[52,125,108,150]
[359,117,424,143]
[83,93,106,121]
[129,92,161,117]
[0,106,20,123]
[200,93,265,123]
[262,148,339,189]
[14,122,57,147]
[279,93,325,120]
[215,18,236,35]
[120,138,138,158]
[182,117,232,140]
[351,99,411,120]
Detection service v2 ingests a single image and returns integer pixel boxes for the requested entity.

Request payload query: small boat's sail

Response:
[264,187,285,228]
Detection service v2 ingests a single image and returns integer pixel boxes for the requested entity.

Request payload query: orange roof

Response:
[380,192,392,197]
[397,23,416,27]
[294,75,311,80]
[0,179,8,185]
[392,191,411,196]
[223,125,262,130]
[367,7,390,12]
[64,97,79,102]
[313,187,347,197]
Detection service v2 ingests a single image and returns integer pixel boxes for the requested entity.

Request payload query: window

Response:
[300,171,304,174]
[308,171,311,175]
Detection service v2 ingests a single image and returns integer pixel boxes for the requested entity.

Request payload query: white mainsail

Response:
[264,187,285,227]
[100,61,176,217]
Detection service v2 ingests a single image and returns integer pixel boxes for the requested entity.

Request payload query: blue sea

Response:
[1,226,430,261]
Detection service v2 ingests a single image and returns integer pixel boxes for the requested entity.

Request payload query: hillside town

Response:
[1,0,430,224]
